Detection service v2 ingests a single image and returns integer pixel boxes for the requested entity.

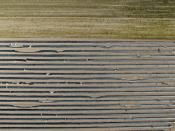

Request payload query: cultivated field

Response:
[0,0,174,39]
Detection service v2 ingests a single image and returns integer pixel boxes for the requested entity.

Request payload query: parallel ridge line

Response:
[0,41,174,130]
